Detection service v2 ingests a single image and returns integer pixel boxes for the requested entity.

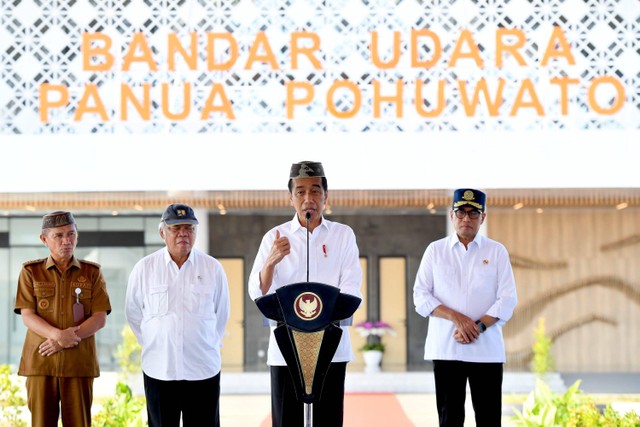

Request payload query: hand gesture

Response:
[266,230,290,267]
[451,313,480,344]
[56,326,81,348]
[39,338,64,356]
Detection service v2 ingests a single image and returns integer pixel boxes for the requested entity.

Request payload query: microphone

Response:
[305,211,310,283]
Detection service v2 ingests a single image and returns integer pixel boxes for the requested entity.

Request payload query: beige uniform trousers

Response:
[26,376,93,427]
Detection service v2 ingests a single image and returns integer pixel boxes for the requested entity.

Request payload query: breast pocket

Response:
[434,265,455,280]
[473,271,498,295]
[34,282,55,313]
[71,284,92,315]
[190,284,215,318]
[432,265,456,297]
[147,285,169,317]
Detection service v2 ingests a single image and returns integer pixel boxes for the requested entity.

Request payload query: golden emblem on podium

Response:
[294,292,322,321]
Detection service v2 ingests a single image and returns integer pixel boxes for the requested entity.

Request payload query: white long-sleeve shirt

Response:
[413,233,518,363]
[125,247,230,381]
[248,215,363,366]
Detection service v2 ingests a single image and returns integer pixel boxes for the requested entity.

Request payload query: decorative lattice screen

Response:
[1,0,638,135]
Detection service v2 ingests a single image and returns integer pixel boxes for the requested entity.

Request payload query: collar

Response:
[448,233,484,249]
[45,255,80,270]
[289,213,329,233]
[162,246,195,266]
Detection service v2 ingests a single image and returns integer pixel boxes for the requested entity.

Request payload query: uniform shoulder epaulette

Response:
[22,258,46,267]
[80,259,102,268]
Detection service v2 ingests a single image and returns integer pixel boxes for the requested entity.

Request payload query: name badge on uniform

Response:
[73,288,84,325]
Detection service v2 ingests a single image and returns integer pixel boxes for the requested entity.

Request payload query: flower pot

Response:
[362,350,383,373]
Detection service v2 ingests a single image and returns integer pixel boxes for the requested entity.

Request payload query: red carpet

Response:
[260,393,414,426]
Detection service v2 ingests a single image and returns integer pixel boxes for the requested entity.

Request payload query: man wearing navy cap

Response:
[125,204,230,427]
[413,189,518,427]
[248,161,363,427]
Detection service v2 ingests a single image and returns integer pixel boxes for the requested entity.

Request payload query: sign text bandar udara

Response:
[38,27,626,122]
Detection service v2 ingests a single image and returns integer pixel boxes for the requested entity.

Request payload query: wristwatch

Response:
[475,320,487,333]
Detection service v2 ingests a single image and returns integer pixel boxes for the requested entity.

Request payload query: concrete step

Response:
[93,371,567,396]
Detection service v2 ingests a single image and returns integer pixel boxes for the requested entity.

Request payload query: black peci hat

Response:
[42,211,76,229]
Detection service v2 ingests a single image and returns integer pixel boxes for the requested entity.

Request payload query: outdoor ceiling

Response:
[1,188,638,216]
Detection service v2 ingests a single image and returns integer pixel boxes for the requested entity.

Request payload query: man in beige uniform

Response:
[14,211,111,427]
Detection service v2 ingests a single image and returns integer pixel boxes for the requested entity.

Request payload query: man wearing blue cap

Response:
[125,204,230,427]
[413,189,518,427]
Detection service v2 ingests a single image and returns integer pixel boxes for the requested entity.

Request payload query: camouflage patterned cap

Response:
[42,211,76,229]
[289,161,325,179]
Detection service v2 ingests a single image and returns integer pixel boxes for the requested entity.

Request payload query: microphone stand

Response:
[306,211,310,283]
[304,210,312,427]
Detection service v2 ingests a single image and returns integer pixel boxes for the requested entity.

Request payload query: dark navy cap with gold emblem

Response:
[42,211,76,230]
[290,161,325,179]
[161,204,199,225]
[453,189,486,212]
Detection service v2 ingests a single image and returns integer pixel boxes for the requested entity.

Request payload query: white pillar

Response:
[446,208,454,236]
[194,208,209,254]
[480,213,488,236]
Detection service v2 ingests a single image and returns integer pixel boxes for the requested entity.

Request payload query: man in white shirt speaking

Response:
[125,204,230,427]
[248,161,363,427]
[413,189,518,427]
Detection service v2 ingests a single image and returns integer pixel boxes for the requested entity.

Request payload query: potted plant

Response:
[355,321,396,372]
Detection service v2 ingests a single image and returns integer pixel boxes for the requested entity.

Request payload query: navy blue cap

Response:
[161,204,199,225]
[452,189,486,212]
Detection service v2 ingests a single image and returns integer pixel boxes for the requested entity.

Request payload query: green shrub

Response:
[0,364,27,427]
[531,317,555,377]
[92,382,145,427]
[114,325,142,380]
[601,405,640,426]
[92,325,146,426]
[513,379,640,426]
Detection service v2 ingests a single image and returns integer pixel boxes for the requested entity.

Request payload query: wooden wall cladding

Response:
[489,209,640,372]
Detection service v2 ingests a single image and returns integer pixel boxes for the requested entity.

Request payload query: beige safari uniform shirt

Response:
[14,255,112,377]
